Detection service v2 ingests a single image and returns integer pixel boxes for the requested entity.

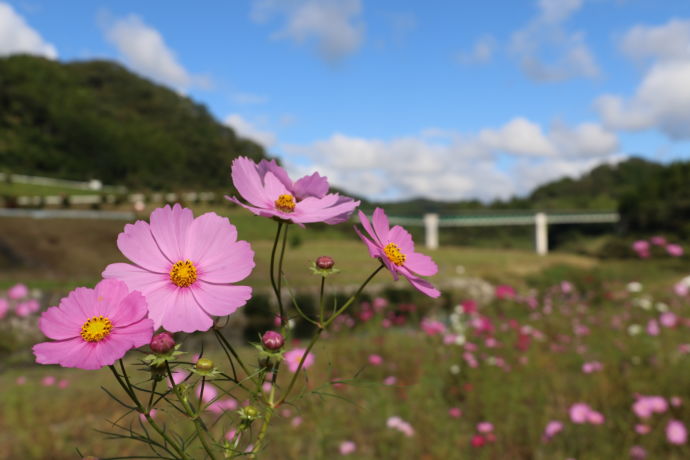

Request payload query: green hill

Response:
[0,55,267,190]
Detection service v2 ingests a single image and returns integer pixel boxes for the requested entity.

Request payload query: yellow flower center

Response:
[170,260,198,287]
[81,315,113,342]
[384,243,406,266]
[275,194,296,213]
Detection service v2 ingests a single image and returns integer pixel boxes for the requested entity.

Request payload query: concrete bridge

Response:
[389,211,620,255]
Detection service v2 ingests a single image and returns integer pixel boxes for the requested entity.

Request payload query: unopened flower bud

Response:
[150,332,175,354]
[262,330,285,351]
[316,256,335,269]
[195,358,214,372]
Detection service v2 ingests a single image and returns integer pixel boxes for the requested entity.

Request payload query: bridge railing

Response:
[388,211,620,255]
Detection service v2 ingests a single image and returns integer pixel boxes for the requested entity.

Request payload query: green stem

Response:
[319,276,326,325]
[269,222,286,326]
[108,365,190,460]
[164,364,219,460]
[275,329,322,407]
[213,329,255,383]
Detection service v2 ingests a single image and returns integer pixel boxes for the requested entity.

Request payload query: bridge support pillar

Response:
[535,212,548,255]
[424,213,439,250]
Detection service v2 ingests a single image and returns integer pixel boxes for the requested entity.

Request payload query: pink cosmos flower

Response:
[667,244,684,257]
[632,240,650,254]
[103,204,254,333]
[495,284,516,300]
[448,407,462,418]
[339,441,357,455]
[8,283,28,300]
[421,318,446,336]
[667,420,687,445]
[41,376,55,386]
[651,236,667,246]
[387,416,414,437]
[355,208,440,298]
[569,403,592,424]
[284,348,315,373]
[33,279,154,370]
[477,422,494,433]
[630,445,647,460]
[368,354,383,366]
[660,312,677,328]
[543,420,563,439]
[227,157,360,226]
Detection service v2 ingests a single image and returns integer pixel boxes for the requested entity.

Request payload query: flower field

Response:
[2,247,690,459]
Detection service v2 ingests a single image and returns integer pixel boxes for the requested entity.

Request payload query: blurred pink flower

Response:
[646,319,660,336]
[15,302,32,318]
[667,420,687,445]
[561,281,573,294]
[58,379,70,389]
[15,376,26,385]
[8,283,28,300]
[660,312,677,328]
[387,416,414,437]
[291,416,303,428]
[355,208,440,297]
[569,403,592,424]
[368,354,383,366]
[633,396,667,418]
[632,240,650,254]
[671,397,682,407]
[543,420,563,439]
[477,422,494,433]
[630,445,647,459]
[495,284,516,300]
[339,441,357,455]
[383,376,397,385]
[582,361,603,374]
[667,244,684,257]
[139,409,157,422]
[284,348,315,373]
[635,424,651,435]
[650,236,667,246]
[41,376,55,386]
[587,410,605,425]
[103,204,254,333]
[421,318,446,336]
[448,407,462,418]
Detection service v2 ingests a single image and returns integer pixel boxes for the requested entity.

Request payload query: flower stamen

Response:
[384,242,406,266]
[81,315,113,342]
[170,260,198,287]
[275,194,296,213]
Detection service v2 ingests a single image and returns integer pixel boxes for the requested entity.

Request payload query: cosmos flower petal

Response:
[103,263,170,292]
[226,196,279,218]
[404,252,438,277]
[263,171,291,200]
[149,204,194,262]
[111,319,155,349]
[117,220,171,272]
[34,338,100,369]
[258,159,293,191]
[388,225,415,253]
[293,172,329,199]
[293,195,360,224]
[402,270,441,298]
[38,305,79,340]
[93,279,132,317]
[108,290,150,327]
[160,288,214,333]
[354,226,382,258]
[358,210,382,246]
[372,208,391,244]
[186,213,256,284]
[231,157,274,207]
[191,282,252,317]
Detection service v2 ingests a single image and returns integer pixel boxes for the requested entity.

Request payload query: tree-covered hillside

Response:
[0,55,267,190]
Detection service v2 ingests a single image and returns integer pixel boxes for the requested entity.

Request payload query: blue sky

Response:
[2,0,690,201]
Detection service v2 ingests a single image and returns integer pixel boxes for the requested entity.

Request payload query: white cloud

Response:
[104,14,205,91]
[225,114,277,148]
[250,0,364,62]
[597,19,690,140]
[0,2,56,59]
[456,35,496,65]
[620,19,690,62]
[282,118,619,201]
[510,0,599,81]
[479,118,555,157]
